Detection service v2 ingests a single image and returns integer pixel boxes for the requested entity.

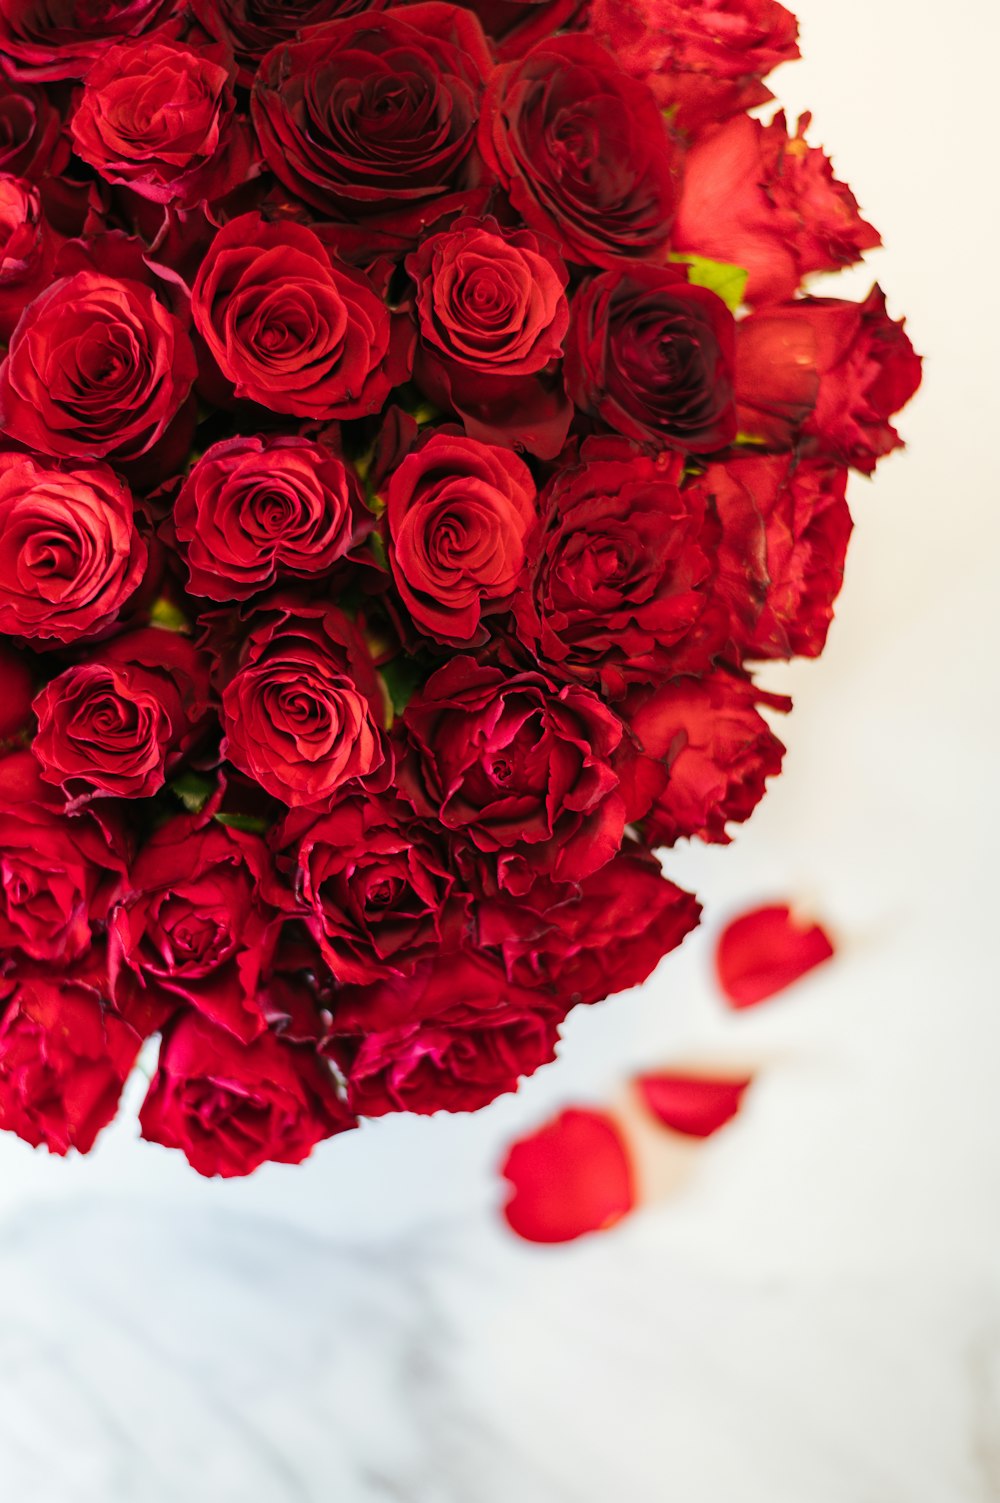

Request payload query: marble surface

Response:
[0,2,997,1498]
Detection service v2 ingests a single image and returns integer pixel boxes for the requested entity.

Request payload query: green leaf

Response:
[171,771,214,813]
[213,811,269,834]
[380,654,424,717]
[670,254,748,313]
[150,597,189,633]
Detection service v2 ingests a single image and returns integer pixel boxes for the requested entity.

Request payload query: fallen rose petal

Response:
[501,1107,635,1244]
[716,903,835,1008]
[635,1072,752,1138]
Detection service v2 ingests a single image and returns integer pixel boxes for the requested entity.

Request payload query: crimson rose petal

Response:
[716,902,835,1008]
[500,1107,635,1243]
[635,1071,752,1137]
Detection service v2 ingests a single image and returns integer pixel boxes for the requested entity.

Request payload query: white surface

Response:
[1,3,998,1498]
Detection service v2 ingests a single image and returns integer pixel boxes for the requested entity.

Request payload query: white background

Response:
[1,3,998,1499]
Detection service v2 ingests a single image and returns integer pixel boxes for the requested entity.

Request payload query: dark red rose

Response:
[326,952,560,1114]
[455,0,583,60]
[0,453,146,645]
[170,434,370,601]
[109,814,282,1042]
[672,112,880,305]
[587,0,799,136]
[513,439,726,697]
[0,0,176,81]
[397,657,627,893]
[251,5,493,243]
[69,29,256,208]
[0,74,69,180]
[0,270,196,466]
[406,215,572,457]
[566,262,737,452]
[219,599,388,808]
[735,285,923,473]
[0,171,55,341]
[0,957,140,1155]
[200,0,383,88]
[32,628,213,803]
[626,669,787,846]
[479,34,680,270]
[0,750,126,964]
[385,430,537,646]
[0,639,33,743]
[139,1011,355,1177]
[191,213,413,420]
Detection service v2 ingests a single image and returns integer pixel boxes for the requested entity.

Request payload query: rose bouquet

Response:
[0,0,920,1176]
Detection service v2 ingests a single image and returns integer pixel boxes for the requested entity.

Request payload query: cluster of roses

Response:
[0,0,920,1177]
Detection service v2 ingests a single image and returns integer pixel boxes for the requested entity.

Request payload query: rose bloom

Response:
[479,34,680,270]
[192,213,413,420]
[139,1012,356,1178]
[735,286,923,473]
[0,171,53,340]
[69,29,255,208]
[386,430,537,646]
[566,262,737,452]
[0,0,174,81]
[0,453,146,645]
[199,0,380,88]
[672,112,880,305]
[0,73,68,179]
[171,434,370,601]
[513,439,727,697]
[220,599,388,809]
[32,628,213,803]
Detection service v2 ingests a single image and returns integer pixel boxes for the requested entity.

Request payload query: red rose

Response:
[735,285,923,473]
[566,262,737,452]
[0,172,54,341]
[109,814,282,1042]
[0,453,146,644]
[672,112,880,305]
[0,270,196,466]
[32,628,213,803]
[200,0,382,88]
[397,657,627,893]
[69,29,256,208]
[513,439,727,697]
[455,0,583,60]
[251,5,493,243]
[385,430,537,646]
[587,0,799,136]
[0,74,68,180]
[139,1011,355,1177]
[219,599,388,808]
[0,957,140,1155]
[0,751,126,964]
[0,0,175,81]
[170,434,370,601]
[191,213,413,420]
[626,669,787,845]
[0,640,34,743]
[479,34,680,269]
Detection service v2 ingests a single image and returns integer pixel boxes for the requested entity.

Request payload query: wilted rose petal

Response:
[716,903,835,1008]
[635,1072,751,1137]
[501,1107,634,1244]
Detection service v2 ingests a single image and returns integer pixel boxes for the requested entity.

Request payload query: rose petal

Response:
[635,1072,751,1137]
[716,903,835,1008]
[500,1107,634,1244]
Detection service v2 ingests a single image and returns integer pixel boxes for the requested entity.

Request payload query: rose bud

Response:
[32,628,213,803]
[479,33,681,270]
[170,434,371,602]
[0,74,69,181]
[566,262,737,452]
[385,430,538,647]
[0,172,55,341]
[139,1012,356,1177]
[0,0,174,82]
[0,640,34,743]
[735,285,923,473]
[199,0,379,89]
[0,452,146,645]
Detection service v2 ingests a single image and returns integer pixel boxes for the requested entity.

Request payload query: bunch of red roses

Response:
[0,0,920,1177]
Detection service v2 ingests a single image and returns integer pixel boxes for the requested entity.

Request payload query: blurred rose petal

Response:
[716,903,835,1008]
[500,1107,634,1244]
[635,1072,752,1137]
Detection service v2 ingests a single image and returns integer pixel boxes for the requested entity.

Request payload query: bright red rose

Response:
[587,0,799,136]
[32,628,213,803]
[0,958,140,1155]
[0,0,175,81]
[170,434,370,601]
[251,6,493,242]
[566,263,737,452]
[0,453,146,645]
[397,657,627,893]
[219,599,388,808]
[480,34,680,270]
[385,430,537,646]
[0,640,33,743]
[513,439,726,697]
[200,0,382,88]
[139,1011,355,1177]
[0,751,126,964]
[109,814,282,1042]
[0,74,68,180]
[626,669,787,845]
[673,112,880,305]
[735,285,923,473]
[0,270,196,466]
[0,172,54,341]
[191,214,413,420]
[69,29,256,208]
